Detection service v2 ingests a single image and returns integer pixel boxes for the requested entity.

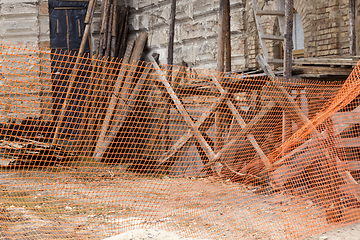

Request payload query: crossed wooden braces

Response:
[149,55,273,175]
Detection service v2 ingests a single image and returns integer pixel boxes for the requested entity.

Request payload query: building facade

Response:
[0,0,358,70]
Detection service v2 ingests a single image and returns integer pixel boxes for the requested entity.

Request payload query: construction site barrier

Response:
[0,42,360,239]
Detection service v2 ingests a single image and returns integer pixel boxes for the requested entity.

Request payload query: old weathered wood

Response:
[150,55,217,162]
[115,6,128,59]
[168,0,176,66]
[52,0,97,145]
[293,58,359,66]
[102,0,111,52]
[94,34,148,160]
[129,32,148,63]
[98,0,110,58]
[350,0,356,56]
[118,13,129,59]
[105,3,114,58]
[217,0,225,72]
[110,2,118,59]
[224,0,231,72]
[251,0,270,61]
[201,100,276,172]
[292,66,353,76]
[156,91,226,166]
[94,65,151,161]
[123,39,135,61]
[284,0,293,77]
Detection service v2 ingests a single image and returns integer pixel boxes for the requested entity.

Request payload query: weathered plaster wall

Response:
[125,0,247,70]
[0,0,355,122]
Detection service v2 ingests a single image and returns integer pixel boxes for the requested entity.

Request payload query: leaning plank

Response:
[336,138,360,148]
[342,161,360,171]
[52,0,97,145]
[92,63,128,159]
[94,65,151,161]
[94,33,147,160]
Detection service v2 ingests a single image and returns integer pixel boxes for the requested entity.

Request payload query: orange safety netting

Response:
[0,42,360,239]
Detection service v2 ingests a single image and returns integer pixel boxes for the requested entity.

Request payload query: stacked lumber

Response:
[97,0,129,60]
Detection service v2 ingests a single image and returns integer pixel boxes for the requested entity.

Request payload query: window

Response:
[292,12,304,58]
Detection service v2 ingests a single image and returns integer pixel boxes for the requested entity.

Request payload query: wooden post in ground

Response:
[162,0,177,153]
[282,0,293,156]
[350,0,356,56]
[217,0,225,73]
[168,0,176,66]
[284,0,293,77]
[216,0,225,155]
[224,0,231,72]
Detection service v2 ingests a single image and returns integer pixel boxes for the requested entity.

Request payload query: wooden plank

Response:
[293,58,359,66]
[95,65,151,161]
[150,55,216,162]
[284,0,293,77]
[261,34,284,41]
[224,0,231,72]
[292,66,353,76]
[105,3,114,58]
[336,138,360,148]
[94,33,148,160]
[156,93,223,166]
[52,0,97,145]
[201,100,276,171]
[350,0,356,56]
[342,160,360,171]
[252,0,270,60]
[115,6,128,59]
[98,0,110,58]
[256,10,285,15]
[217,0,225,72]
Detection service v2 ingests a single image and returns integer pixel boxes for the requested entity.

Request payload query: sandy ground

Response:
[0,164,359,240]
[104,224,360,240]
[305,222,360,240]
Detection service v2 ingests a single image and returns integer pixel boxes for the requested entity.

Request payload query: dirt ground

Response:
[305,222,360,240]
[0,163,359,240]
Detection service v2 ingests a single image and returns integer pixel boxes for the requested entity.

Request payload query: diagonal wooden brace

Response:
[149,55,217,163]
[212,77,272,169]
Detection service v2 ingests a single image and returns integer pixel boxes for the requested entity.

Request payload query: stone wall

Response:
[125,0,247,70]
[0,0,356,122]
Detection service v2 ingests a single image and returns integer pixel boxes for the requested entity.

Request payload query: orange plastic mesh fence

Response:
[1,42,360,239]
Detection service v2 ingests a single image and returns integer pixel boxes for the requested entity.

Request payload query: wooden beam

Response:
[293,58,359,66]
[150,55,216,162]
[284,0,293,77]
[52,0,97,145]
[168,0,176,66]
[201,100,276,171]
[350,0,356,56]
[94,65,151,161]
[217,0,225,72]
[224,0,231,72]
